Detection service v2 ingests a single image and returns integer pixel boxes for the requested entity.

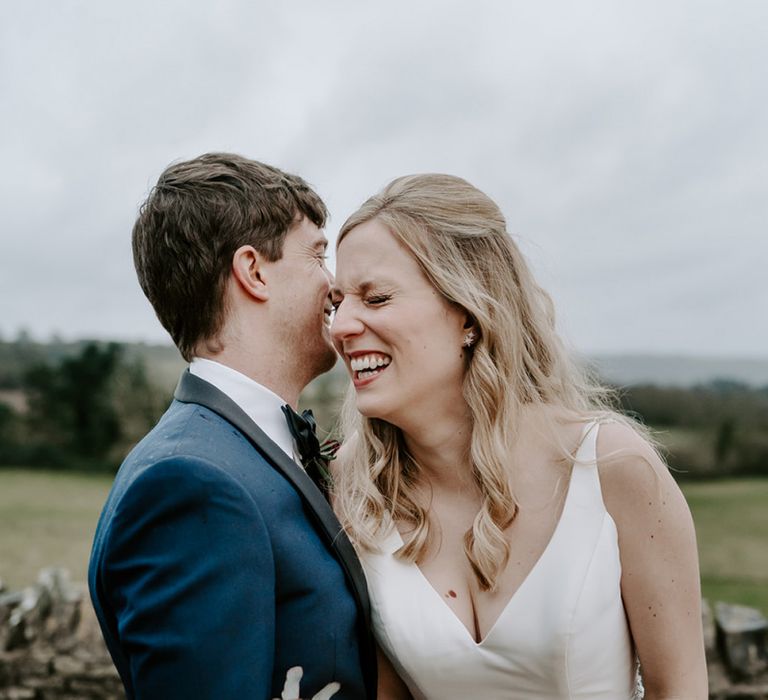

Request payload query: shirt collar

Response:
[188,358,296,460]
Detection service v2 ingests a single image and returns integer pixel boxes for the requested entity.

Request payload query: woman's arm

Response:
[376,645,413,700]
[597,422,708,700]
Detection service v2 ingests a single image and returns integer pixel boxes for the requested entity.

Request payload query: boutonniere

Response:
[310,437,340,495]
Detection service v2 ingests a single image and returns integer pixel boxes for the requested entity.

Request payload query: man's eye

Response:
[365,295,391,306]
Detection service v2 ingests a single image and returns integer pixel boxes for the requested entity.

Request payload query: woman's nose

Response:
[330,301,365,343]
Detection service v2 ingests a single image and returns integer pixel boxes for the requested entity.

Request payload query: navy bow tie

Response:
[281,405,330,494]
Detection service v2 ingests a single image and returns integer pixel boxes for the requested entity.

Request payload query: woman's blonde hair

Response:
[333,173,637,591]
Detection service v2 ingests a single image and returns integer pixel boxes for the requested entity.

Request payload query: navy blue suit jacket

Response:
[88,371,376,699]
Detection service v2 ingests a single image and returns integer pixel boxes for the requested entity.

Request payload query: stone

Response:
[13,650,53,677]
[5,583,54,651]
[68,678,115,694]
[53,655,86,676]
[715,601,768,680]
[79,665,121,680]
[38,568,81,606]
[0,655,18,687]
[3,616,28,652]
[703,598,717,659]
[0,689,36,699]
[715,684,768,700]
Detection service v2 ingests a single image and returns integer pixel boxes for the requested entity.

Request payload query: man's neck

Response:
[195,347,304,408]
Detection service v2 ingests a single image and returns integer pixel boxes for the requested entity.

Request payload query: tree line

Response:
[0,339,766,477]
[0,342,168,471]
[618,381,768,478]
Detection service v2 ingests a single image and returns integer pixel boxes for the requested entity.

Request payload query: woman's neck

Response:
[400,409,475,491]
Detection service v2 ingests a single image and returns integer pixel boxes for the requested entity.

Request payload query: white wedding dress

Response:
[360,422,643,699]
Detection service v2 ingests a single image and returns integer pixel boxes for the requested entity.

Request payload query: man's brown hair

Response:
[132,153,328,361]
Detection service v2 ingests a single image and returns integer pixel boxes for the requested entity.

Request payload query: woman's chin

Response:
[354,396,392,422]
[356,403,381,420]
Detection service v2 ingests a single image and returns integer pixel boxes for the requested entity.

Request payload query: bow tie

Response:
[281,405,332,495]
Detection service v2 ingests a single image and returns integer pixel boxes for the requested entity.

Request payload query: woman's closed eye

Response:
[329,291,392,310]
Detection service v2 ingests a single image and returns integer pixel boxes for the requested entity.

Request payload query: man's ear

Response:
[232,245,269,301]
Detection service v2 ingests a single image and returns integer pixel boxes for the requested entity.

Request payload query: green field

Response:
[681,479,768,612]
[0,469,113,589]
[1,469,766,612]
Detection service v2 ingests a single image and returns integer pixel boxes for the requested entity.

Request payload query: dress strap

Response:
[567,420,607,512]
[574,420,599,466]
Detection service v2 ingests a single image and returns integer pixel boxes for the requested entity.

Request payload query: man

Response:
[88,154,376,699]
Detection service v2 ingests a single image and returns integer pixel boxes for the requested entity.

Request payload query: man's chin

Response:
[318,345,337,374]
[306,340,337,379]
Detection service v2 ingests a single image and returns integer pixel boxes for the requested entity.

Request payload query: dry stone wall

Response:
[0,569,766,698]
[0,569,122,700]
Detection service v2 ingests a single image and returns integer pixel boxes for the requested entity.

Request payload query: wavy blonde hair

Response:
[333,173,638,591]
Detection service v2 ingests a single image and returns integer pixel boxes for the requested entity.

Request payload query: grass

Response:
[680,478,768,613]
[0,468,113,590]
[1,469,766,614]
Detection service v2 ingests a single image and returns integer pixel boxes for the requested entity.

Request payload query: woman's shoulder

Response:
[593,419,667,489]
[591,418,693,538]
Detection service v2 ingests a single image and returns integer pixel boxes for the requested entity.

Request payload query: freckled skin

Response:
[598,422,707,695]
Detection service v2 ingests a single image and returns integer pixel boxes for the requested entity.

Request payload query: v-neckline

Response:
[390,422,595,647]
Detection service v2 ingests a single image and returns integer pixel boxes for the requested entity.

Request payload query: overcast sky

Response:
[1,1,766,357]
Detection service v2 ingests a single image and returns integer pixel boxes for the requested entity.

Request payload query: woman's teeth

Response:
[350,354,391,378]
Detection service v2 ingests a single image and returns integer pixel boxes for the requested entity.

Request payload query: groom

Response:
[88,154,376,699]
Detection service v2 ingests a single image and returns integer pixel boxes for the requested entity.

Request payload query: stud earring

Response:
[462,330,477,348]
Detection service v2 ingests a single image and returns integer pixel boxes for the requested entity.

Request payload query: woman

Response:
[329,174,707,699]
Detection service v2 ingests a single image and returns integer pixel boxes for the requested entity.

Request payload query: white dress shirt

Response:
[189,358,297,461]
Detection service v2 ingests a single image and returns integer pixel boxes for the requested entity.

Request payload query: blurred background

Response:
[1,0,766,618]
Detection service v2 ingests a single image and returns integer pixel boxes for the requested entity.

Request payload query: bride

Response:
[328,174,707,699]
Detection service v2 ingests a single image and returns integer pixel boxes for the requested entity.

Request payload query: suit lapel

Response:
[173,371,374,628]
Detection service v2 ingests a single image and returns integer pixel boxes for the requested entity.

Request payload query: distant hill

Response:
[589,354,768,388]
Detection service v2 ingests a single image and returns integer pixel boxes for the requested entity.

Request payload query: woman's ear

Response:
[232,245,269,301]
[462,314,479,348]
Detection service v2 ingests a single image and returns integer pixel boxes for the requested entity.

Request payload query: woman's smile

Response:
[347,350,393,386]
